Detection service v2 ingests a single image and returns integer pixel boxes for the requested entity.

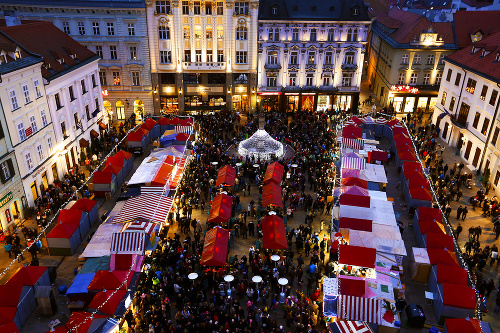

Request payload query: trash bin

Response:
[405,303,425,328]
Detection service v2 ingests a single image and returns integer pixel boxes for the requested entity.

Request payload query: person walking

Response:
[456,206,463,219]
[461,206,468,220]
[475,226,482,240]
[494,291,500,314]
[454,223,463,239]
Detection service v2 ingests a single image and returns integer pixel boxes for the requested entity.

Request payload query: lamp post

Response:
[252,275,262,301]
[278,277,288,303]
[224,274,234,298]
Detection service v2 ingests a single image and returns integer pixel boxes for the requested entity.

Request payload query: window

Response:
[289,76,296,86]
[308,51,315,65]
[397,72,406,85]
[206,2,212,15]
[234,2,249,15]
[9,90,19,110]
[342,73,352,86]
[73,112,79,127]
[128,23,135,36]
[481,118,490,136]
[306,75,313,86]
[410,73,418,85]
[353,29,358,41]
[92,22,100,35]
[217,50,224,62]
[346,29,352,42]
[0,160,12,182]
[290,51,298,65]
[413,54,421,64]
[325,52,333,65]
[159,26,170,40]
[435,72,442,85]
[446,69,452,82]
[183,1,189,14]
[401,54,409,64]
[217,2,223,15]
[480,85,488,101]
[130,46,137,60]
[36,144,44,161]
[236,51,247,64]
[69,85,75,101]
[472,112,480,129]
[426,54,435,65]
[22,84,31,104]
[61,121,67,138]
[207,50,213,62]
[194,1,201,15]
[466,78,477,94]
[449,96,456,112]
[25,152,33,171]
[99,71,107,86]
[92,74,96,87]
[441,91,447,106]
[55,93,62,109]
[113,71,121,85]
[132,72,140,86]
[17,122,26,141]
[439,54,445,65]
[267,51,278,64]
[41,110,48,127]
[344,51,355,64]
[423,73,431,85]
[184,50,191,62]
[292,29,299,41]
[490,90,499,106]
[107,22,115,36]
[271,4,278,15]
[195,50,202,62]
[29,115,37,133]
[267,74,277,87]
[327,29,334,42]
[95,45,103,58]
[184,26,190,39]
[323,76,330,86]
[156,1,171,14]
[33,79,42,98]
[47,137,53,152]
[95,98,99,113]
[86,105,91,120]
[110,46,117,60]
[310,29,317,42]
[236,27,247,40]
[206,27,212,39]
[78,22,85,35]
[81,79,87,94]
[160,50,172,63]
[268,28,279,41]
[62,21,70,34]
[194,26,201,39]
[454,73,461,86]
[492,127,500,147]
[496,171,500,186]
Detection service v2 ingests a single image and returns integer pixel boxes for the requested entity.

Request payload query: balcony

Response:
[305,64,316,69]
[318,86,339,92]
[282,86,301,92]
[341,63,358,71]
[182,62,226,71]
[264,63,282,70]
[337,86,359,92]
[288,63,299,69]
[259,85,282,92]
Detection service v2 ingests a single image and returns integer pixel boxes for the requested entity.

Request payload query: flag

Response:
[76,119,83,131]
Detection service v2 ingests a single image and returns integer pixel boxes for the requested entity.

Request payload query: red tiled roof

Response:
[0,21,96,79]
[378,7,454,44]
[446,31,500,82]
[453,11,500,48]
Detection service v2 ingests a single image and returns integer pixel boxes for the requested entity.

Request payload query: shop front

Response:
[317,94,332,111]
[285,93,299,113]
[0,188,24,233]
[134,99,145,121]
[160,96,179,114]
[258,92,281,113]
[388,85,438,114]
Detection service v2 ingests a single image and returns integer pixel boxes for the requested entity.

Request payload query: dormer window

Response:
[496,53,500,62]
[271,4,278,15]
[482,49,487,57]
[14,50,21,59]
[0,54,6,64]
[312,6,317,11]
[352,5,359,15]
[329,6,335,11]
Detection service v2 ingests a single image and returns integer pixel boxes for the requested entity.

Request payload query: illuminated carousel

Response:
[237,129,285,160]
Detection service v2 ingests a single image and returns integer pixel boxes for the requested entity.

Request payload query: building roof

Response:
[374,7,454,48]
[258,0,370,21]
[0,21,98,80]
[401,0,452,9]
[0,31,42,74]
[445,31,500,83]
[453,10,500,49]
[0,0,145,8]
[460,0,495,8]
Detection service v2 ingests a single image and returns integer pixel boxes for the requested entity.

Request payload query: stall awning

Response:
[338,244,376,268]
[341,137,364,150]
[328,321,375,333]
[143,118,158,130]
[128,131,144,142]
[436,264,468,286]
[87,270,134,291]
[175,125,193,134]
[262,215,288,249]
[340,194,370,208]
[409,186,432,201]
[342,125,363,139]
[263,162,284,185]
[107,155,125,169]
[79,138,89,148]
[342,168,360,179]
[110,232,145,254]
[398,150,417,162]
[99,121,107,130]
[70,198,97,212]
[339,217,372,232]
[392,126,408,137]
[427,249,459,267]
[102,164,122,176]
[407,174,429,189]
[417,207,442,223]
[342,156,366,170]
[369,150,388,162]
[115,194,174,224]
[90,129,99,138]
[262,182,283,208]
[341,177,368,189]
[343,186,369,196]
[418,220,445,235]
[92,171,114,184]
[200,227,229,266]
[89,290,127,316]
[215,165,236,187]
[208,193,233,223]
[426,232,454,250]
[337,295,381,325]
[442,283,477,309]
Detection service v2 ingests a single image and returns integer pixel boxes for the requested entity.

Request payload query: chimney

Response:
[4,10,21,26]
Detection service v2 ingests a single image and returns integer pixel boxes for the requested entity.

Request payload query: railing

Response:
[259,85,282,91]
[341,63,358,71]
[182,61,226,70]
[264,63,282,70]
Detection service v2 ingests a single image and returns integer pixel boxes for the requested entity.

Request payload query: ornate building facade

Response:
[256,0,370,113]
[146,0,259,114]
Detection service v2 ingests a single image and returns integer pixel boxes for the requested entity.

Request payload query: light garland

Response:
[401,120,483,323]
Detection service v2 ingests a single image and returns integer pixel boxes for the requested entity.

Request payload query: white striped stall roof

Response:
[342,156,366,170]
[337,295,381,325]
[115,194,174,224]
[141,186,168,195]
[174,126,193,134]
[341,138,364,150]
[111,232,145,254]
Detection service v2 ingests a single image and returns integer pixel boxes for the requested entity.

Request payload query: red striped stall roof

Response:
[111,232,145,254]
[115,194,174,224]
[337,295,381,325]
[342,156,366,170]
[341,138,364,150]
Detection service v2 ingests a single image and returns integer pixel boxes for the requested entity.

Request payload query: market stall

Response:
[200,227,229,266]
[142,118,160,139]
[88,290,128,316]
[157,117,172,133]
[338,244,376,270]
[262,182,283,208]
[65,311,109,333]
[410,247,431,283]
[46,218,82,256]
[66,272,96,304]
[428,264,468,295]
[6,266,50,294]
[433,283,477,321]
[114,150,134,174]
[263,162,284,185]
[69,198,99,228]
[406,186,433,210]
[342,125,363,139]
[427,248,460,267]
[341,177,368,189]
[127,130,147,153]
[87,270,134,293]
[444,318,491,333]
[208,193,233,224]
[414,219,445,247]
[57,209,89,242]
[423,232,454,251]
[92,171,117,197]
[0,284,36,328]
[102,163,124,188]
[261,215,288,249]
[395,149,417,169]
[80,223,122,259]
[215,165,236,187]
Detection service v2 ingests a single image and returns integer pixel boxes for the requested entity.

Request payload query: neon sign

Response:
[390,85,419,94]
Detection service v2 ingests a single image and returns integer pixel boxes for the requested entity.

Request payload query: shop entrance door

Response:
[442,123,449,140]
[472,147,481,168]
[52,163,58,181]
[42,171,48,190]
[458,133,464,150]
[65,153,71,171]
[11,201,19,220]
[30,181,39,202]
[464,141,473,160]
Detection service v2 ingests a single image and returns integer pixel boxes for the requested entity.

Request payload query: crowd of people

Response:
[125,109,338,332]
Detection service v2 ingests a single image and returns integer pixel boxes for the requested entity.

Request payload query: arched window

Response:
[159,26,170,40]
[236,26,247,40]
[115,101,125,120]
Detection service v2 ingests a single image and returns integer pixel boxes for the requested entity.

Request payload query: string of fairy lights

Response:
[401,120,483,322]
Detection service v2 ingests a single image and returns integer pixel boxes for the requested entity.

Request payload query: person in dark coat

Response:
[456,206,463,219]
